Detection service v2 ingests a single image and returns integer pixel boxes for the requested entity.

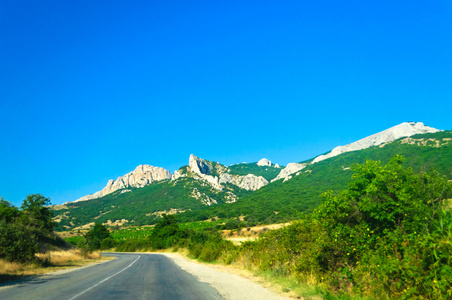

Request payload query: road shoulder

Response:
[160,252,293,300]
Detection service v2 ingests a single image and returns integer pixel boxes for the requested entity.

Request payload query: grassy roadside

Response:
[0,249,111,283]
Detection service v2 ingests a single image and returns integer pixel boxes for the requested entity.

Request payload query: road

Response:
[0,253,223,300]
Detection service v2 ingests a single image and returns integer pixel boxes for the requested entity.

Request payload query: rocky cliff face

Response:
[182,154,271,194]
[74,165,172,202]
[189,154,212,175]
[271,163,307,182]
[312,122,440,164]
[188,154,224,190]
[219,173,268,191]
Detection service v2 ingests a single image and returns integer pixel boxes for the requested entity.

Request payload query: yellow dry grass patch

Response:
[223,222,291,244]
[0,249,106,278]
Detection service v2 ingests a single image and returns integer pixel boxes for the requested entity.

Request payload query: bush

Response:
[85,223,111,250]
[100,237,116,250]
[149,214,188,249]
[235,157,452,299]
[0,220,38,262]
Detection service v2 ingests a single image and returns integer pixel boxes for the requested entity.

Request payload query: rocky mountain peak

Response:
[257,158,272,166]
[73,164,172,202]
[189,154,212,175]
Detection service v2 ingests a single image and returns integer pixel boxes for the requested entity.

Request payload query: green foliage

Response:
[228,163,282,181]
[0,220,38,262]
[53,177,244,231]
[53,131,452,230]
[0,198,19,223]
[187,230,236,262]
[314,156,450,272]
[100,237,116,250]
[84,223,111,250]
[0,194,60,263]
[20,194,55,234]
[236,157,452,299]
[115,238,149,252]
[180,131,452,225]
[149,214,187,249]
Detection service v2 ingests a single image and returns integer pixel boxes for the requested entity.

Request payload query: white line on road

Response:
[68,255,141,300]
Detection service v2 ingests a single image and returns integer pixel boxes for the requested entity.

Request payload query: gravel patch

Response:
[161,253,292,300]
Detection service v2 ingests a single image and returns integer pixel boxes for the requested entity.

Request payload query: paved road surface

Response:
[0,253,223,300]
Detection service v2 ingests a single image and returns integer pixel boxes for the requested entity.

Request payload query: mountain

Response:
[71,122,437,204]
[268,122,440,182]
[74,165,172,202]
[53,122,451,231]
[177,130,452,225]
[53,155,280,230]
[311,122,439,163]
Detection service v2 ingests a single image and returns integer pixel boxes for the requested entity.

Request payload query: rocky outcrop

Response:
[189,154,211,175]
[312,122,440,164]
[190,188,217,206]
[220,173,268,191]
[271,163,307,182]
[188,154,223,190]
[257,158,272,167]
[171,170,185,180]
[74,165,172,202]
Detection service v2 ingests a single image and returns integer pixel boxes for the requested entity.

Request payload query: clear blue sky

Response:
[1,0,451,206]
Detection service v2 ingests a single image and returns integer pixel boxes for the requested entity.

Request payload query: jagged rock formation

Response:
[271,163,307,182]
[187,154,270,191]
[74,165,172,202]
[312,122,440,164]
[219,173,268,191]
[72,122,440,205]
[189,154,212,175]
[188,154,223,191]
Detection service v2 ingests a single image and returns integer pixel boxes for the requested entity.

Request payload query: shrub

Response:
[0,220,38,263]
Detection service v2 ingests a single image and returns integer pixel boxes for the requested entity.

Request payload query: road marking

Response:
[68,255,141,300]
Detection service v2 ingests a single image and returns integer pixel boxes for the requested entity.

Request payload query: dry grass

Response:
[35,249,101,266]
[0,249,106,279]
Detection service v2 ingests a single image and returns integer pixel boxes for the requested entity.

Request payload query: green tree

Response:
[0,198,19,224]
[149,214,187,249]
[20,194,55,233]
[315,156,451,267]
[0,220,38,262]
[0,198,38,262]
[312,156,452,298]
[85,223,111,250]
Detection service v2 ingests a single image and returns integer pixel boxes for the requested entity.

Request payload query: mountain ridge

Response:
[53,127,452,230]
[69,122,441,204]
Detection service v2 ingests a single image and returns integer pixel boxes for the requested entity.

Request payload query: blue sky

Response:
[1,0,451,206]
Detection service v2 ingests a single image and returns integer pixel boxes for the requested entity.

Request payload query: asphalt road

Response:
[0,253,223,300]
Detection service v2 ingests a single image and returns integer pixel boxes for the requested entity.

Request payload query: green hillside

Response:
[228,163,283,181]
[178,131,452,224]
[53,176,251,231]
[53,131,452,231]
